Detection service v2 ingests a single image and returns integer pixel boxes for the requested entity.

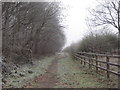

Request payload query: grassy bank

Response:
[3,56,55,88]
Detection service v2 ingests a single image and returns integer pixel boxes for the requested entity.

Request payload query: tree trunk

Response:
[118,1,120,88]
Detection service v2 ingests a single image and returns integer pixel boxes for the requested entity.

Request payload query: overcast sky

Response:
[60,0,98,48]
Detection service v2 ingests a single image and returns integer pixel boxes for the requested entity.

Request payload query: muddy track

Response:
[25,56,58,88]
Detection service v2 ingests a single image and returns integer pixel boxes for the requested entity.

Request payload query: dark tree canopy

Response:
[2,2,65,64]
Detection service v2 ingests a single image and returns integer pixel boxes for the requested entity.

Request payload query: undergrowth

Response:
[3,56,54,88]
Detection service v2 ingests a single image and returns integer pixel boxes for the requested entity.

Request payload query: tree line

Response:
[64,0,119,55]
[2,2,65,64]
[64,31,118,54]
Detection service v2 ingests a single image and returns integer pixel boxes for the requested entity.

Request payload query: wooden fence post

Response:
[91,55,94,69]
[84,57,86,65]
[95,55,98,73]
[81,57,83,64]
[106,56,110,78]
[75,52,120,81]
[89,58,91,69]
[99,56,102,67]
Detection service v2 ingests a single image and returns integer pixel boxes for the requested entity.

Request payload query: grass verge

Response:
[55,56,118,88]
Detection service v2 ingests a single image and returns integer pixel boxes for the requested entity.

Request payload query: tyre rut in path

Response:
[25,56,58,88]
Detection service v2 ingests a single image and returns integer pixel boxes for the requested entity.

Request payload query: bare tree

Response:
[87,0,120,87]
[88,0,120,33]
[2,2,65,64]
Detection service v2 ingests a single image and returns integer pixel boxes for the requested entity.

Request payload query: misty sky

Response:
[60,0,97,48]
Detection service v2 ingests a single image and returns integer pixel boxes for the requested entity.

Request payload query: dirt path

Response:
[24,55,118,88]
[25,56,58,88]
